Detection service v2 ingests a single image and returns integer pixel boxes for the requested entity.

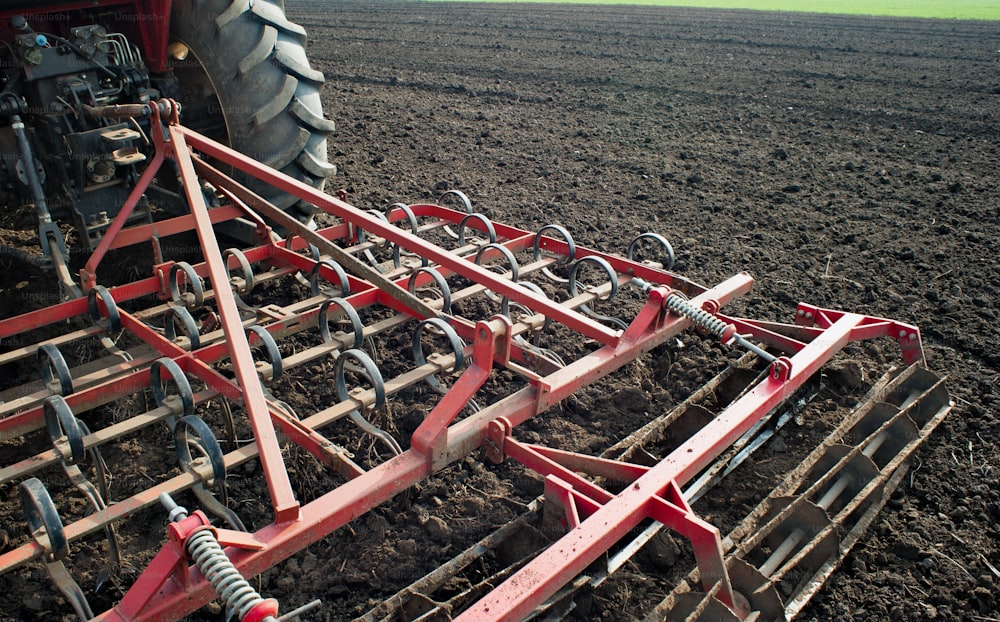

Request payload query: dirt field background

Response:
[0,1,997,620]
[296,2,998,619]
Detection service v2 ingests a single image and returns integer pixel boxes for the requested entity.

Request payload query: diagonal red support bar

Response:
[82,146,166,289]
[411,317,508,469]
[165,123,299,522]
[178,126,624,347]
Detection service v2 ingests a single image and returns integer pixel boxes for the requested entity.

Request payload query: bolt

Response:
[898,330,907,338]
[159,493,188,523]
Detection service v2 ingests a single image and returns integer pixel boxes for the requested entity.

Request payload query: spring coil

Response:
[665,293,730,341]
[187,528,266,620]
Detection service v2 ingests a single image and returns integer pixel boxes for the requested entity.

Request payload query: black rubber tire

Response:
[169,0,335,221]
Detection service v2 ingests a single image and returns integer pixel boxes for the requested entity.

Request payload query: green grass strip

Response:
[426,0,1000,20]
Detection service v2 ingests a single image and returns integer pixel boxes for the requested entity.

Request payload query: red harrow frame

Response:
[0,101,951,621]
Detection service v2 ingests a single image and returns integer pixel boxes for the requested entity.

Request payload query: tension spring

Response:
[159,494,278,622]
[665,293,775,362]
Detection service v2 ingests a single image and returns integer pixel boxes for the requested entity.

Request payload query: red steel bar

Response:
[178,125,626,348]
[165,122,299,522]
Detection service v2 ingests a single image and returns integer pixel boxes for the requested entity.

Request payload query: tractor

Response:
[0,0,332,297]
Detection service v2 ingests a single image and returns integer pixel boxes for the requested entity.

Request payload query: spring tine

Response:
[76,419,124,574]
[43,401,125,578]
[626,232,676,271]
[408,266,453,314]
[439,190,474,240]
[390,204,428,268]
[191,485,247,532]
[357,209,391,273]
[45,559,94,622]
[318,297,365,350]
[334,349,400,456]
[174,413,247,530]
[37,343,74,396]
[310,259,351,298]
[412,318,466,395]
[457,213,497,247]
[168,261,205,310]
[20,478,94,620]
[150,357,196,430]
[247,325,284,382]
[163,304,202,350]
[568,256,629,331]
[533,224,576,284]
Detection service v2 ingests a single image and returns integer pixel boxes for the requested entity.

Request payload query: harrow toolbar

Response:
[0,101,950,621]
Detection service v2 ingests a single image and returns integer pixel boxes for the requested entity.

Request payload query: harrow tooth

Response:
[0,108,951,621]
[20,477,95,622]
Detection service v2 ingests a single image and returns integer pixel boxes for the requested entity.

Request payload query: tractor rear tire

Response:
[169,0,335,222]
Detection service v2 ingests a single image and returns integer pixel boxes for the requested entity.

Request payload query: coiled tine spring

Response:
[439,189,474,240]
[456,213,497,248]
[43,396,123,580]
[664,292,776,362]
[407,266,453,315]
[356,209,391,273]
[474,242,520,302]
[389,203,428,269]
[158,494,279,622]
[412,318,466,395]
[319,297,366,351]
[568,256,629,331]
[21,478,94,621]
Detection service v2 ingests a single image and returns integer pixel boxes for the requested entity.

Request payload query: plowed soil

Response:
[296,3,998,620]
[0,1,998,621]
